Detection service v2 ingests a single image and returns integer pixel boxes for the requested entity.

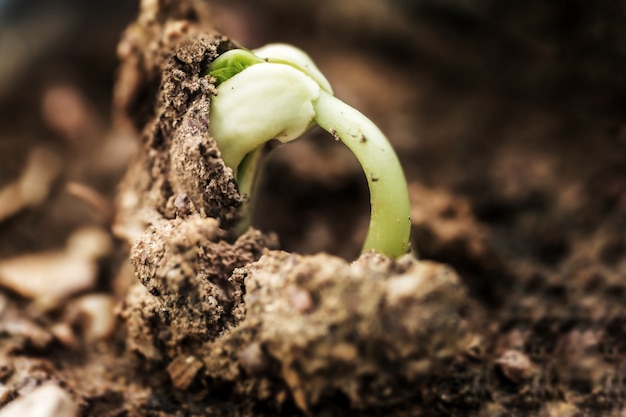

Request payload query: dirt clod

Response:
[198,251,469,410]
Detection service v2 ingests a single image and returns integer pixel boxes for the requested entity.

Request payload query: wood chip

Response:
[0,227,111,308]
[68,294,117,341]
[0,382,77,417]
[0,251,96,306]
[167,355,203,390]
[0,147,61,222]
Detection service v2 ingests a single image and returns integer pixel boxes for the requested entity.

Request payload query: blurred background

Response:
[0,0,137,256]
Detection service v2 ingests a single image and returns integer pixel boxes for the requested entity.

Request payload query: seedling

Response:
[207,44,411,258]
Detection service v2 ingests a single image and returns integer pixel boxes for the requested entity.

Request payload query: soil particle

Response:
[198,251,469,411]
[124,215,272,360]
[494,350,536,384]
[113,13,241,244]
[120,283,165,361]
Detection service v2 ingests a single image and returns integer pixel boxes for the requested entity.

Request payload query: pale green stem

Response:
[313,91,411,257]
[236,148,263,199]
[234,147,263,232]
[208,47,412,257]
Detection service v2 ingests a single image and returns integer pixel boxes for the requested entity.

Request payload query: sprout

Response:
[207,44,411,258]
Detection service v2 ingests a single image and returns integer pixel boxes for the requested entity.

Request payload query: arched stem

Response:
[313,91,411,257]
[208,47,412,257]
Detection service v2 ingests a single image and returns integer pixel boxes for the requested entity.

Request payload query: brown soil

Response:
[1,0,626,416]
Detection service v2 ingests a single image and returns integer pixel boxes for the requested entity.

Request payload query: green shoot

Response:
[208,49,265,85]
[207,44,411,257]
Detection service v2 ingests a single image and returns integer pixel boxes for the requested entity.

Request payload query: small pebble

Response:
[495,350,535,383]
[286,286,314,313]
[239,343,266,375]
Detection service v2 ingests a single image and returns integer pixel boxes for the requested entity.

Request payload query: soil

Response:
[1,0,626,416]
